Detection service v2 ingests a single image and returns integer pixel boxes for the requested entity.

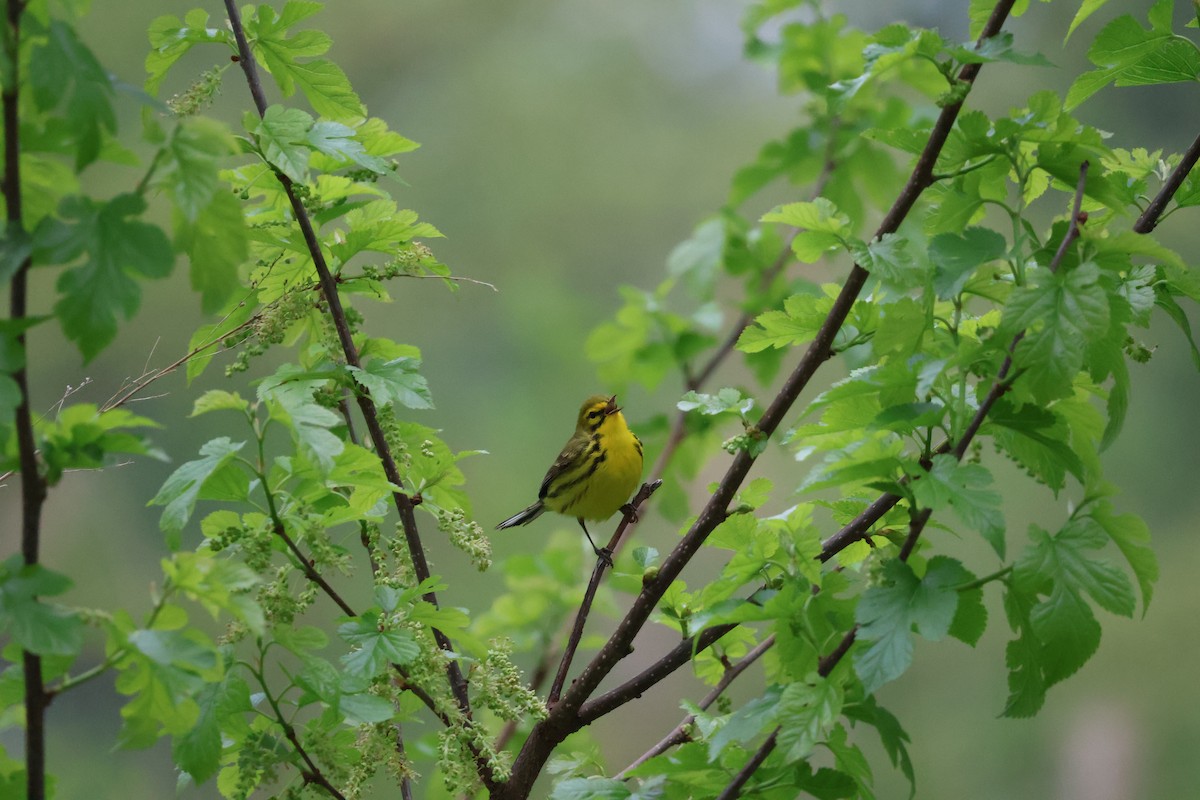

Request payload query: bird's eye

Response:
[587,410,601,419]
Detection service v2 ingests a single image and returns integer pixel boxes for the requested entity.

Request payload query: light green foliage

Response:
[3,2,1198,799]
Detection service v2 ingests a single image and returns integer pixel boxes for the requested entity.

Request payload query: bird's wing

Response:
[538,432,591,500]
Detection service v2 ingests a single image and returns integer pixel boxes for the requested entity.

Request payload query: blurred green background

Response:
[4,0,1199,797]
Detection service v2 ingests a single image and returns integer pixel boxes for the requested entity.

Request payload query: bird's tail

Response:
[496,501,546,530]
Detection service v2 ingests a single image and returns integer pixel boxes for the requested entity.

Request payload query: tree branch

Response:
[819,160,1090,563]
[1133,128,1200,233]
[500,4,1019,795]
[221,1,480,761]
[5,1,49,797]
[546,480,662,705]
[714,726,779,800]
[616,634,776,777]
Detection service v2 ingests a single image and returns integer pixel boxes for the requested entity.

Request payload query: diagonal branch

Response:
[715,726,779,800]
[546,480,662,705]
[816,160,1092,680]
[501,2,1020,794]
[616,634,776,777]
[819,160,1090,563]
[1133,128,1200,233]
[220,0,479,751]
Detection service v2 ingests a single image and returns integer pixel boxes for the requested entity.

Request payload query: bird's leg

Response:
[619,503,639,524]
[577,518,613,568]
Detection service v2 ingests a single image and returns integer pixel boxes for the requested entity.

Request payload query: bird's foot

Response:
[620,503,639,524]
[594,546,614,569]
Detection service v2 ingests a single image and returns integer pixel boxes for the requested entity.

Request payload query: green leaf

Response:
[0,225,32,284]
[339,692,397,725]
[708,690,779,759]
[1088,493,1157,612]
[1017,521,1136,618]
[348,357,434,410]
[0,559,84,656]
[843,696,914,796]
[48,194,175,362]
[677,387,754,417]
[145,10,231,94]
[254,105,314,181]
[1066,0,1200,109]
[854,557,965,693]
[851,234,922,288]
[149,437,246,538]
[1001,582,1047,718]
[1011,520,1136,689]
[1066,0,1112,41]
[928,227,1007,299]
[775,676,843,761]
[764,199,851,263]
[177,189,248,314]
[163,118,236,222]
[191,390,250,417]
[987,399,1084,493]
[737,292,829,352]
[307,121,391,173]
[29,20,116,169]
[1000,262,1110,403]
[248,3,365,120]
[338,612,420,680]
[259,364,346,470]
[550,778,632,800]
[908,455,1005,557]
[173,669,251,783]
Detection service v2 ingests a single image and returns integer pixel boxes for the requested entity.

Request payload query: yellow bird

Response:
[497,394,643,560]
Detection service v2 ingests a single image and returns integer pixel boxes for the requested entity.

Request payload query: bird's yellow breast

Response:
[544,412,643,521]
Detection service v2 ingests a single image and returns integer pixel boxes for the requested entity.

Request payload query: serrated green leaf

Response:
[348,357,434,410]
[0,560,84,656]
[909,455,1005,557]
[737,292,828,352]
[851,234,921,287]
[149,437,246,537]
[307,121,390,173]
[1066,1,1200,109]
[254,105,314,181]
[1088,494,1156,612]
[49,194,175,362]
[339,612,420,680]
[145,10,231,94]
[928,227,1007,299]
[677,387,754,416]
[1001,582,1047,717]
[29,20,116,169]
[854,558,964,693]
[191,390,250,417]
[1001,262,1110,403]
[339,692,396,725]
[173,670,251,783]
[776,677,843,761]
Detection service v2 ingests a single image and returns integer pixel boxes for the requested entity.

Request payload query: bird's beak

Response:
[605,394,620,415]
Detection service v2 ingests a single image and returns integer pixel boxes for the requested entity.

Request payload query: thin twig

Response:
[254,660,348,800]
[714,726,779,800]
[546,480,662,705]
[617,634,776,777]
